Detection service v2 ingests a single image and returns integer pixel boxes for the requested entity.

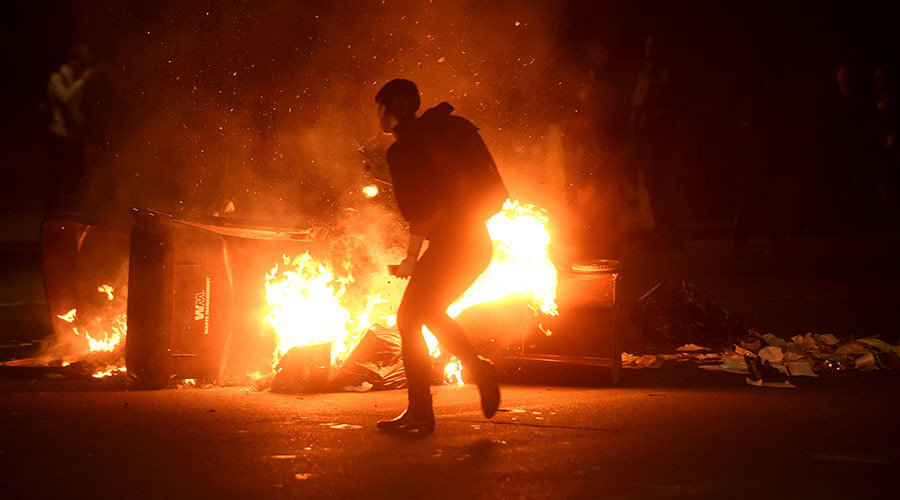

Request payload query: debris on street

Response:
[630,279,745,348]
[623,330,900,387]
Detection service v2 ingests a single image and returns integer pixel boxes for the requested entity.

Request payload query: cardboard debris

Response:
[784,360,818,377]
[758,346,784,363]
[745,378,796,389]
[676,343,709,352]
[622,330,899,387]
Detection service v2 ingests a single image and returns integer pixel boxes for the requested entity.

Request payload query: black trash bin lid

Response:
[571,259,621,274]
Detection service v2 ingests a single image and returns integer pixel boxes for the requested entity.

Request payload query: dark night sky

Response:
[2,1,897,223]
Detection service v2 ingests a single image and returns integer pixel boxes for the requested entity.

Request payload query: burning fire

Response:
[54,284,128,377]
[56,306,127,354]
[449,200,558,317]
[57,308,77,323]
[443,359,464,385]
[92,365,127,379]
[263,199,558,384]
[362,185,379,198]
[264,253,361,365]
[98,284,115,301]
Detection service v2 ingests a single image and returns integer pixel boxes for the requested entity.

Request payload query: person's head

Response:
[375,78,420,133]
[585,42,610,81]
[835,63,854,97]
[873,66,888,92]
[643,35,655,61]
[68,43,94,74]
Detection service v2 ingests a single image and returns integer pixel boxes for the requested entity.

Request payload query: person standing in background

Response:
[46,43,94,210]
[628,35,682,249]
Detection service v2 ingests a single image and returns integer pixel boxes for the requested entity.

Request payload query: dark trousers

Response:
[47,135,86,211]
[637,134,681,243]
[397,224,493,397]
[734,143,785,247]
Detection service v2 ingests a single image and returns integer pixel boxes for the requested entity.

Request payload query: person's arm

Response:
[48,72,87,104]
[390,232,424,279]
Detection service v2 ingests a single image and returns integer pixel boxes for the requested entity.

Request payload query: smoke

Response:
[73,0,574,226]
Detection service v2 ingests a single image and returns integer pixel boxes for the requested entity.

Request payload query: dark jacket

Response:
[386,102,507,239]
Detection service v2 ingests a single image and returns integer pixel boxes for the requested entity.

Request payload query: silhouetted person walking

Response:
[46,43,94,210]
[629,35,681,248]
[733,59,787,252]
[374,79,505,434]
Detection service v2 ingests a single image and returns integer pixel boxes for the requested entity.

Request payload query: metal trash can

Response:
[507,259,622,385]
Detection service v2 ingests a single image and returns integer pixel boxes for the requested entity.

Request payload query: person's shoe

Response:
[473,356,500,418]
[377,393,435,434]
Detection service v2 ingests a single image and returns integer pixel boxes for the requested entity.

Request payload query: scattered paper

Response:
[785,360,818,377]
[857,337,899,354]
[745,377,796,389]
[836,343,870,355]
[759,346,784,363]
[855,353,878,371]
[676,343,709,352]
[762,333,790,348]
[818,334,840,345]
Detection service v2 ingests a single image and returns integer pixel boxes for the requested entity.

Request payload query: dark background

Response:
[1,0,898,234]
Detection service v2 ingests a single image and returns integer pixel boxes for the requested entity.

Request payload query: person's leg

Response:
[377,278,436,433]
[378,223,492,431]
[396,291,431,399]
[734,148,762,250]
[418,226,500,417]
[418,225,492,364]
[641,137,681,245]
[424,312,478,367]
[394,223,494,393]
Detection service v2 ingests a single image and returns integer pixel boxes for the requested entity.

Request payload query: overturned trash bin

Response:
[125,208,317,389]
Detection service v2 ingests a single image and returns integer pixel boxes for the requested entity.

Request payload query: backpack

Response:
[428,114,508,222]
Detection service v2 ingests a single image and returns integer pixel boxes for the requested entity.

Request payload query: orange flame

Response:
[264,253,357,365]
[57,308,77,323]
[262,199,558,385]
[450,200,558,317]
[92,365,127,379]
[78,313,127,353]
[362,185,379,198]
[53,284,127,378]
[98,284,115,301]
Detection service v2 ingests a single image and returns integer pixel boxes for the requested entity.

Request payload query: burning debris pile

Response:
[14,200,561,389]
[10,282,130,380]
[255,200,558,393]
[53,284,128,379]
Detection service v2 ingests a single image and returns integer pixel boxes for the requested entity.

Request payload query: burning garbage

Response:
[257,199,559,393]
[14,198,564,391]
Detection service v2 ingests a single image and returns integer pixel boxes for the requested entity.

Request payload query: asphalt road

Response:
[2,222,900,498]
[2,370,899,500]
